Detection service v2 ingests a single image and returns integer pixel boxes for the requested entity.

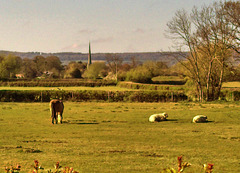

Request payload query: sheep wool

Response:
[192,115,208,123]
[149,112,168,122]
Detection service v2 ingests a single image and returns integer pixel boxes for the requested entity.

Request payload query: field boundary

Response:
[0,90,188,102]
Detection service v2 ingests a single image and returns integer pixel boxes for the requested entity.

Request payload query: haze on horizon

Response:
[0,0,217,54]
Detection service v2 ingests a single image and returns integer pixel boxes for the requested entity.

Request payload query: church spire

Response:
[87,42,92,69]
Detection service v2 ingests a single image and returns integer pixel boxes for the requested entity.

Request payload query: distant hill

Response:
[0,50,188,66]
[1,50,239,66]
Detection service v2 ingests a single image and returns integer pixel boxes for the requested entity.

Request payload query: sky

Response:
[0,0,218,53]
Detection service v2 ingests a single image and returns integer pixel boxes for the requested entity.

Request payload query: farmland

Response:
[0,102,240,172]
[0,86,132,91]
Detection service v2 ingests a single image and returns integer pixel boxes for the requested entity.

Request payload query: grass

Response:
[0,86,133,91]
[222,82,240,88]
[152,76,184,82]
[0,102,240,172]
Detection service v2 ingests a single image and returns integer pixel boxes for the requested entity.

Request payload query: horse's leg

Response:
[60,112,63,124]
[55,113,58,124]
[60,102,64,124]
[52,113,56,124]
[51,115,55,124]
[51,103,56,124]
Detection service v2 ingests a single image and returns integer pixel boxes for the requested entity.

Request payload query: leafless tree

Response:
[166,9,205,101]
[166,2,234,101]
[222,1,240,54]
[105,53,123,80]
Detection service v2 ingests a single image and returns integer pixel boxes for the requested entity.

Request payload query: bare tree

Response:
[105,53,123,80]
[223,1,240,54]
[167,9,204,101]
[166,2,233,101]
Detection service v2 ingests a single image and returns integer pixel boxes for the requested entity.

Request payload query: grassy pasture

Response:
[0,86,133,91]
[222,82,240,88]
[1,81,239,92]
[152,76,185,82]
[0,102,240,172]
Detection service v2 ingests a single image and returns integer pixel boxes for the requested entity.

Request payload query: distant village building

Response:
[43,71,53,76]
[15,74,25,79]
[87,42,92,69]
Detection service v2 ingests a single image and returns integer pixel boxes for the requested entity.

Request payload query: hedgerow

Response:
[117,81,186,91]
[1,89,239,102]
[0,90,188,102]
[220,89,240,101]
[0,79,117,87]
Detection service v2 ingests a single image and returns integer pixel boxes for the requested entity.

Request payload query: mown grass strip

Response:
[0,86,132,91]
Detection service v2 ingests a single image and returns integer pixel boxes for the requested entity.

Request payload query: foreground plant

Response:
[4,164,21,173]
[63,167,79,173]
[160,156,214,172]
[204,163,214,173]
[160,156,191,173]
[177,156,191,172]
[45,162,79,173]
[31,160,44,173]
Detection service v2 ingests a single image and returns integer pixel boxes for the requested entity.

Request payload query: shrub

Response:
[126,66,152,83]
[83,62,107,79]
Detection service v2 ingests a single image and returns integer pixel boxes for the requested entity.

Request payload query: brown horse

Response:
[50,99,64,124]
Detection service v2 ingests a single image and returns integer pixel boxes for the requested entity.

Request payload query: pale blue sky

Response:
[0,0,217,53]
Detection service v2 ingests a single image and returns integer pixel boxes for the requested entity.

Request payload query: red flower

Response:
[177,156,183,162]
[208,163,214,170]
[34,160,39,166]
[56,161,60,169]
[177,156,183,172]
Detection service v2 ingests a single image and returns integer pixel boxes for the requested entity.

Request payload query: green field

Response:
[1,81,240,91]
[0,86,133,91]
[0,102,240,172]
[222,82,240,88]
[152,76,185,82]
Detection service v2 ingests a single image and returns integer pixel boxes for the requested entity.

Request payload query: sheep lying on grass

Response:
[149,112,168,122]
[192,115,208,123]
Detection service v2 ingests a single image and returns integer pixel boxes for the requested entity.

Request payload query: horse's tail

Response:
[50,100,58,118]
[50,100,55,115]
[50,102,52,114]
[61,101,64,112]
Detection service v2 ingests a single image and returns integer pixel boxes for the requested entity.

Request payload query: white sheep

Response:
[149,112,168,122]
[192,115,208,123]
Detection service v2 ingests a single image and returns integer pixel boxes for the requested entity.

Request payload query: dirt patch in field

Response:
[108,150,127,153]
[2,107,12,110]
[101,120,128,123]
[143,153,164,158]
[19,148,42,153]
[22,140,67,144]
[230,136,240,141]
[0,146,21,150]
[0,145,42,153]
[64,119,99,125]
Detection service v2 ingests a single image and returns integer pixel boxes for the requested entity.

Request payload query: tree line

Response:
[0,55,63,79]
[0,53,171,82]
[1,51,239,83]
